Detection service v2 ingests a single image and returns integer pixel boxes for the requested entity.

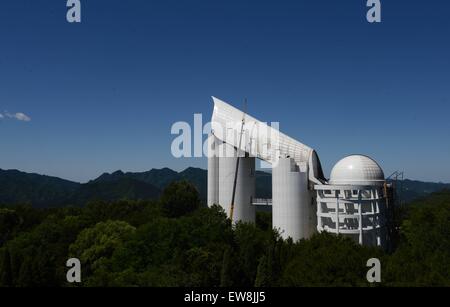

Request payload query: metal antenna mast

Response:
[229,98,247,222]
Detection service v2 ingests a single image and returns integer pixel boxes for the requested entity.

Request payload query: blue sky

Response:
[0,0,449,183]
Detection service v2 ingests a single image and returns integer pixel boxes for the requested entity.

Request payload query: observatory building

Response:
[207,97,390,248]
[315,155,388,248]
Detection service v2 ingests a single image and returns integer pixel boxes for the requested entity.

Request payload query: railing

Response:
[252,198,273,206]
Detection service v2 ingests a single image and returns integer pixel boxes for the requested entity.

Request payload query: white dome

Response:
[330,155,385,186]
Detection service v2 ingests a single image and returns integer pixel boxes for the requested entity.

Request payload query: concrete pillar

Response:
[217,143,255,223]
[207,134,219,207]
[272,157,313,241]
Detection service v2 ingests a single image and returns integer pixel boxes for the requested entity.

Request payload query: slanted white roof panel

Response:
[211,96,313,166]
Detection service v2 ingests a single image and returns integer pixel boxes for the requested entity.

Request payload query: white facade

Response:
[315,155,387,248]
[272,157,315,241]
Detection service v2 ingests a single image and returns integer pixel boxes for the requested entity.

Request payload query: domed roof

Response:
[330,155,385,186]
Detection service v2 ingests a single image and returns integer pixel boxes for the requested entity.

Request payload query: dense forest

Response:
[0,181,449,287]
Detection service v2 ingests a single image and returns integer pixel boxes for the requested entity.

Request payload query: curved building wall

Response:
[217,143,256,223]
[315,185,388,249]
[272,157,314,241]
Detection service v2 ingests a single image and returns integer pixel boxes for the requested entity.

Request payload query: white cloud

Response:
[12,112,31,122]
[1,111,31,122]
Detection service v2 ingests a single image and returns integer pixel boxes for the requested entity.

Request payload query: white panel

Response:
[211,97,313,167]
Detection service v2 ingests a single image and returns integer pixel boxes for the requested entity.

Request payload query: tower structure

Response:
[207,97,389,248]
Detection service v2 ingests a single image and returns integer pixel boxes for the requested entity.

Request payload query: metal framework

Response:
[315,185,387,247]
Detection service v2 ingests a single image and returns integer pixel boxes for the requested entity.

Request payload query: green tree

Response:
[182,247,218,286]
[220,246,233,287]
[105,205,231,287]
[233,222,269,286]
[384,190,450,286]
[255,239,277,287]
[160,181,200,218]
[281,233,383,287]
[0,248,13,286]
[69,220,136,278]
[255,211,272,231]
[82,200,161,227]
[0,208,20,247]
[254,255,269,287]
[4,214,86,287]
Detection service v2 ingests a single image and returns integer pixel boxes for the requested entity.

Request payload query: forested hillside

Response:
[0,169,79,207]
[1,168,449,207]
[1,182,448,287]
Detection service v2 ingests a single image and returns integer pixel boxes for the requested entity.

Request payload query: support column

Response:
[217,143,255,224]
[317,191,322,232]
[207,134,219,207]
[335,190,340,235]
[272,157,312,241]
[358,190,363,245]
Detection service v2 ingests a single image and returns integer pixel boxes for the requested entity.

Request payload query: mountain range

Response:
[0,168,448,208]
